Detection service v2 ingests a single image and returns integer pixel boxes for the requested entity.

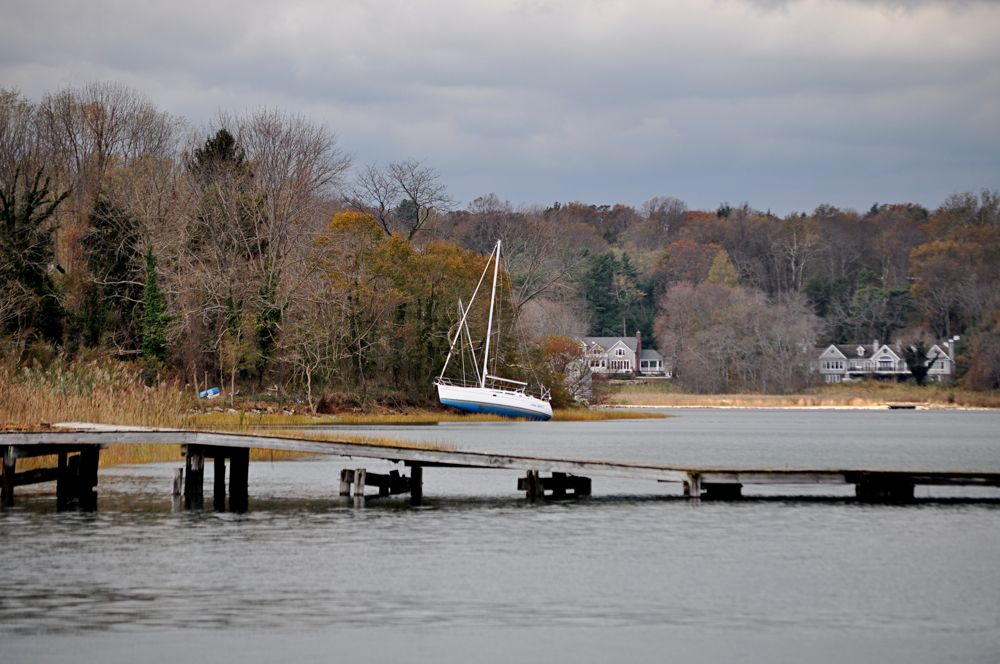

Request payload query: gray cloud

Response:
[1,0,997,213]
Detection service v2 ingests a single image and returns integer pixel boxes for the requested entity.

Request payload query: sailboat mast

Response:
[480,240,501,388]
[438,244,495,381]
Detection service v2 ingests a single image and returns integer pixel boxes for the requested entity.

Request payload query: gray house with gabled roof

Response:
[576,332,669,377]
[816,340,954,383]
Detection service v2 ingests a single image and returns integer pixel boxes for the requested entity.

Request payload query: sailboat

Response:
[434,240,553,421]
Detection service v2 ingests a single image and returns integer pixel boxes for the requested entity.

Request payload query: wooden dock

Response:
[2,423,999,510]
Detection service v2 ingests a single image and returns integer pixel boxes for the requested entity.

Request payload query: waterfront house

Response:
[576,332,668,377]
[815,340,954,383]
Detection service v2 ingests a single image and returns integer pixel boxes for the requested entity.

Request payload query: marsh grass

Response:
[0,362,191,431]
[601,380,1000,409]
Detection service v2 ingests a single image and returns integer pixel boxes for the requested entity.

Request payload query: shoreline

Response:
[603,403,995,411]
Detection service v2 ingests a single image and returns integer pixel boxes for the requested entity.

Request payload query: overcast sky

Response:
[2,0,998,214]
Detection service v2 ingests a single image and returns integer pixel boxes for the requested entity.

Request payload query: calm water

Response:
[2,409,999,663]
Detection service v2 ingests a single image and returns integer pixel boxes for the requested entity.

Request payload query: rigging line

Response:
[438,242,498,381]
[460,298,482,386]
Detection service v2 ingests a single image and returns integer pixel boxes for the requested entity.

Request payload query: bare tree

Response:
[36,81,177,211]
[771,216,821,294]
[0,89,39,186]
[172,109,351,388]
[349,159,453,240]
[655,283,818,393]
[627,195,687,247]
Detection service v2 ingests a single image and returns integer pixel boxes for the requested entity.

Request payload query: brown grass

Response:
[601,380,1000,409]
[0,362,192,431]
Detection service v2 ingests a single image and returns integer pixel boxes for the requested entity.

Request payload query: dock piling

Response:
[353,468,366,498]
[518,471,590,500]
[183,445,205,509]
[684,473,702,499]
[409,464,423,506]
[339,468,353,496]
[213,457,226,511]
[172,468,183,497]
[228,448,249,513]
[2,447,15,507]
[77,447,100,510]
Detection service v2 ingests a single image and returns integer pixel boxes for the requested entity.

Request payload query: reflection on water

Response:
[2,409,1000,663]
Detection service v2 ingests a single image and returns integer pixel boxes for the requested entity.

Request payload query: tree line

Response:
[2,82,998,406]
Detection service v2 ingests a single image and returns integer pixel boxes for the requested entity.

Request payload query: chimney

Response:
[635,330,642,373]
[872,339,879,354]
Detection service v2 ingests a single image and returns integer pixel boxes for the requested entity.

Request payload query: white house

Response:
[925,343,957,382]
[816,340,954,383]
[576,332,668,377]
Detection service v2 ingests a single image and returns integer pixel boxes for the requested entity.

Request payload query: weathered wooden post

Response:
[184,445,205,509]
[171,467,183,511]
[213,455,227,511]
[172,468,184,497]
[78,446,100,511]
[1,446,14,507]
[524,470,542,501]
[55,451,69,509]
[684,472,702,500]
[339,468,353,496]
[229,448,249,513]
[353,468,366,498]
[550,472,568,499]
[409,464,423,506]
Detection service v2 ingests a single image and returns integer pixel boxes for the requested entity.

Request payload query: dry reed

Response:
[0,361,191,431]
[602,380,1000,409]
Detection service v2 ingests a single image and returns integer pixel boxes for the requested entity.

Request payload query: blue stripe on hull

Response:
[440,398,551,421]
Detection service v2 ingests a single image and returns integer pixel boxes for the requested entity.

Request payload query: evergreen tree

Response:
[580,251,652,338]
[79,198,144,349]
[189,128,245,180]
[0,169,69,343]
[141,249,168,363]
[253,270,282,383]
[706,249,740,286]
[903,342,930,386]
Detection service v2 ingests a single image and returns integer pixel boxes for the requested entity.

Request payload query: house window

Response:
[878,359,892,370]
[616,349,625,356]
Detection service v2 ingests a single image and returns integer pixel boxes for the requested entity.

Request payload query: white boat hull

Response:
[436,382,552,421]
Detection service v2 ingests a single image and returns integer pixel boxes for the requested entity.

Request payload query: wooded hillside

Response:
[2,83,998,404]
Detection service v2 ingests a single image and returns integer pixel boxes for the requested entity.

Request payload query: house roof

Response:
[818,343,891,359]
[818,342,953,362]
[639,348,663,361]
[927,344,953,361]
[872,344,901,361]
[578,336,638,352]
